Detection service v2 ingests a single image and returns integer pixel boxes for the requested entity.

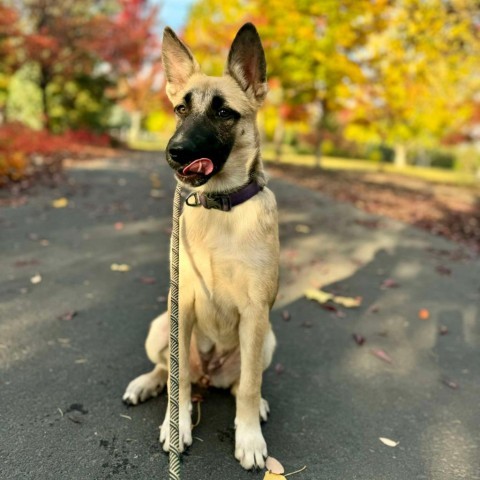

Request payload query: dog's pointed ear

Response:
[162,27,200,100]
[225,23,267,104]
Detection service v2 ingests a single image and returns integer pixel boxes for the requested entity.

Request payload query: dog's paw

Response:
[159,404,193,452]
[235,423,267,470]
[122,372,165,405]
[260,398,270,422]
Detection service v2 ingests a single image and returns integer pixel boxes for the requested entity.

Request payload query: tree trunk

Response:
[273,114,285,161]
[394,143,407,168]
[39,68,50,131]
[314,134,322,169]
[128,111,142,145]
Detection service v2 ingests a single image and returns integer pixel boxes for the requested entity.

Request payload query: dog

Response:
[123,23,279,470]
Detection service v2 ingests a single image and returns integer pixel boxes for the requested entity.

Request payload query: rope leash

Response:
[169,183,182,480]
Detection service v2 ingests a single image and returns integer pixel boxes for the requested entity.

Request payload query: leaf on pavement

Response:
[110,263,130,272]
[30,274,42,284]
[266,456,285,474]
[58,310,78,321]
[139,276,156,285]
[353,333,366,345]
[418,308,430,320]
[379,437,399,447]
[264,473,286,480]
[370,348,393,364]
[305,289,362,308]
[52,197,68,208]
[380,278,399,289]
[442,378,459,389]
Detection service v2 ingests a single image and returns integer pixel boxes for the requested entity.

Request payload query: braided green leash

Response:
[169,183,182,479]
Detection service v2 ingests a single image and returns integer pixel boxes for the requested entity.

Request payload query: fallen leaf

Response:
[58,311,78,321]
[30,274,42,284]
[305,288,333,304]
[380,278,399,289]
[266,456,285,474]
[139,276,156,285]
[334,295,362,308]
[418,308,430,320]
[435,265,451,276]
[264,473,286,480]
[274,363,285,374]
[150,189,165,199]
[370,348,393,364]
[379,437,399,447]
[52,197,68,208]
[281,310,291,321]
[442,378,459,389]
[14,259,40,267]
[149,173,162,188]
[295,224,311,234]
[110,263,130,272]
[305,289,362,308]
[439,325,449,335]
[353,333,366,346]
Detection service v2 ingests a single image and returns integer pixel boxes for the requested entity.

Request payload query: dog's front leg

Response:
[159,305,194,452]
[235,305,269,470]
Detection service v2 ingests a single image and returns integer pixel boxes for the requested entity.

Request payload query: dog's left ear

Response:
[226,23,267,104]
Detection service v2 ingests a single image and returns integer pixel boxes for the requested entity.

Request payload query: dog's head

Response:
[162,23,267,190]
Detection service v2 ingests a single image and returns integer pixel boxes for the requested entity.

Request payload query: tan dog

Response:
[123,23,279,470]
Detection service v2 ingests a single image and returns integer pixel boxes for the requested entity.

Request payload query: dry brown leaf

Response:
[379,437,399,447]
[266,456,285,474]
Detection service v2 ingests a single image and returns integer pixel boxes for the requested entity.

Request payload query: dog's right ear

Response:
[162,27,200,100]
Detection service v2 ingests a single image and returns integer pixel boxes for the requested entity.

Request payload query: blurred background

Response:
[1,1,480,242]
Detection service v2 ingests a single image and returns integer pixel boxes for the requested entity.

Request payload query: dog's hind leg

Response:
[122,312,169,405]
[123,364,168,405]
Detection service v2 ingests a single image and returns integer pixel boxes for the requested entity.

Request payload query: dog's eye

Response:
[175,104,187,115]
[217,108,232,119]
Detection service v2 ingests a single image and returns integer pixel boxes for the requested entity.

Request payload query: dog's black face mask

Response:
[166,92,241,187]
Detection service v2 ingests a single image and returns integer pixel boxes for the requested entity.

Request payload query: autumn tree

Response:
[183,0,390,165]
[5,0,159,133]
[344,0,480,166]
[0,4,21,122]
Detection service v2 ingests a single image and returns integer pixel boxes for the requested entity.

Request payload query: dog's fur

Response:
[123,23,279,470]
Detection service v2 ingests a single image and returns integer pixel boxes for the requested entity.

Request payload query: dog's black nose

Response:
[167,138,196,163]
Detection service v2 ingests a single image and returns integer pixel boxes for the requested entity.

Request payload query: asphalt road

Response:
[1,153,479,480]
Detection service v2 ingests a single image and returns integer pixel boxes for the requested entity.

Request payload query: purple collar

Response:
[185,181,263,212]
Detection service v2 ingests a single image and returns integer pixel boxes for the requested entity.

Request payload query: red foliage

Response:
[0,123,112,185]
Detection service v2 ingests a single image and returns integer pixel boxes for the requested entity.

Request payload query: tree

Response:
[7,0,160,133]
[0,4,21,122]
[344,0,480,166]
[183,0,390,165]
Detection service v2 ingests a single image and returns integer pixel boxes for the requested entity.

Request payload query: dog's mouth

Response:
[181,158,214,177]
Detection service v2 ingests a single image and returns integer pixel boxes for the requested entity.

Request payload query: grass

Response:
[263,145,479,187]
[128,137,479,187]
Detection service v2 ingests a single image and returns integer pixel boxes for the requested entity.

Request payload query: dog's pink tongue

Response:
[182,158,214,175]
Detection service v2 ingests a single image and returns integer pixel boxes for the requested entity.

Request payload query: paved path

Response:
[1,153,479,480]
